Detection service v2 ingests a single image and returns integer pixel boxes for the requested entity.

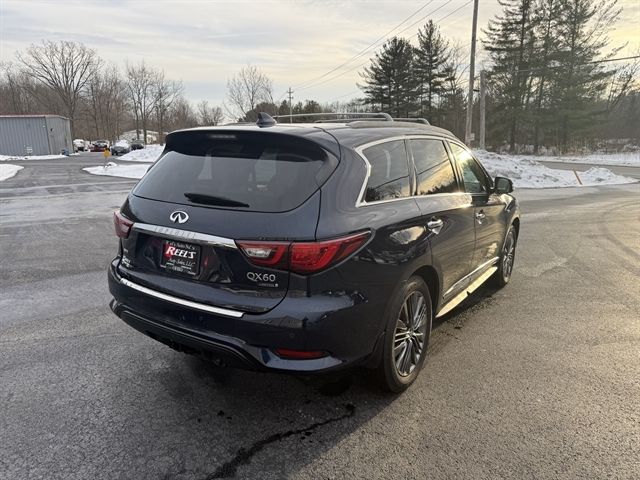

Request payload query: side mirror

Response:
[494,176,513,194]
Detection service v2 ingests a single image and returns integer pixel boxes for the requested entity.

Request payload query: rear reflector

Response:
[113,210,133,238]
[236,231,370,275]
[274,348,328,360]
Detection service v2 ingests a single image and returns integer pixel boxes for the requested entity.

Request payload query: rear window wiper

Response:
[184,192,250,208]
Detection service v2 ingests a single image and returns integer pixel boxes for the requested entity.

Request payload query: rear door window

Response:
[133,131,337,213]
[410,139,458,195]
[362,140,411,202]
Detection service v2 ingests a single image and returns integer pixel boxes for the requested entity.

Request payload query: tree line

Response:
[1,0,637,153]
[0,41,222,143]
[358,19,467,138]
[358,0,639,152]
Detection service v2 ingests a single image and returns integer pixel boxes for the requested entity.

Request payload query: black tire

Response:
[492,225,517,288]
[376,276,433,393]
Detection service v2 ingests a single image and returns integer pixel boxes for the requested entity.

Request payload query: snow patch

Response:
[0,154,68,161]
[474,150,635,188]
[83,162,150,179]
[83,147,636,186]
[531,151,640,167]
[0,164,24,181]
[118,144,164,162]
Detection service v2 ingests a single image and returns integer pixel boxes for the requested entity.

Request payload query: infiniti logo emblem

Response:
[169,211,189,224]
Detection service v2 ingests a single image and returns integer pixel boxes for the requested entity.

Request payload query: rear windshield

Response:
[133,132,338,213]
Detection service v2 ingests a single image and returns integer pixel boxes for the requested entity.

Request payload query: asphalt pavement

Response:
[1,154,639,479]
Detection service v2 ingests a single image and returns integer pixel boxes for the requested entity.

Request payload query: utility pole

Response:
[287,87,294,123]
[465,0,479,145]
[479,70,486,150]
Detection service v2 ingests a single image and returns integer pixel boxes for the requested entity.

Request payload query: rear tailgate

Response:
[116,128,339,314]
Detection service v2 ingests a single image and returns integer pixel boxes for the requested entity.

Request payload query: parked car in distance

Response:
[73,139,86,152]
[111,140,131,156]
[130,141,145,150]
[91,140,109,152]
[108,112,520,392]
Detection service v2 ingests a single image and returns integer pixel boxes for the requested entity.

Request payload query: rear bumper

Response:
[108,260,388,373]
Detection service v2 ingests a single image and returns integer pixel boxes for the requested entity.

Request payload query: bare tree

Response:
[1,63,40,114]
[154,73,183,143]
[125,61,159,143]
[15,41,99,136]
[225,64,273,121]
[167,98,199,131]
[86,65,128,141]
[605,51,640,111]
[197,100,224,125]
[439,42,467,138]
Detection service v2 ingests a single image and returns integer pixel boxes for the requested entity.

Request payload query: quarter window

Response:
[410,139,458,195]
[450,143,490,194]
[363,140,411,202]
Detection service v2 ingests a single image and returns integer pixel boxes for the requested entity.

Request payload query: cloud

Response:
[1,0,637,106]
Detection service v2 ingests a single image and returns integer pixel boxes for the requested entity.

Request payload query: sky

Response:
[1,0,638,109]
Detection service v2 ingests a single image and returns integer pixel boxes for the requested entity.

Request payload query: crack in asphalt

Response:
[206,403,356,479]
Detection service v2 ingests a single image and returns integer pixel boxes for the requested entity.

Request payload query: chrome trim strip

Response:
[436,266,498,318]
[444,256,500,297]
[132,223,237,249]
[120,278,244,318]
[354,134,466,208]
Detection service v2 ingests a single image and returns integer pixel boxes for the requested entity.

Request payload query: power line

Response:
[296,0,470,94]
[382,0,457,41]
[291,1,437,90]
[331,89,362,101]
[415,0,473,31]
[513,55,640,75]
[293,0,461,92]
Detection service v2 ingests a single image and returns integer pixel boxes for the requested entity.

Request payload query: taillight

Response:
[290,232,370,274]
[236,231,370,275]
[113,210,133,238]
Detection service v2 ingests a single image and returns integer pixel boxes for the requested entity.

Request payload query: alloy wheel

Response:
[393,291,428,377]
[503,231,516,279]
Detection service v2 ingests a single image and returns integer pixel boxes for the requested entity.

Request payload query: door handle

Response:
[475,211,486,222]
[427,218,444,234]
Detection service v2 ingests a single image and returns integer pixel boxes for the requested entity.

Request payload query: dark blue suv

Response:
[108,113,519,392]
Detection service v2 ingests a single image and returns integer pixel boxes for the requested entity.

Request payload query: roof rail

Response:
[391,117,430,125]
[273,112,393,122]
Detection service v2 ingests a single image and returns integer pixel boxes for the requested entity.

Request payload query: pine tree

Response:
[359,37,418,116]
[439,44,467,138]
[483,0,537,152]
[552,0,621,151]
[414,20,450,122]
[530,0,562,152]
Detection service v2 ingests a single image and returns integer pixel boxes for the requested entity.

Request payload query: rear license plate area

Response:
[160,240,201,277]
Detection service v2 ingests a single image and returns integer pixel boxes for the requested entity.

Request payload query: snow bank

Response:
[519,151,640,167]
[83,162,151,179]
[118,144,164,162]
[83,148,636,187]
[0,164,24,181]
[475,151,636,188]
[0,154,68,162]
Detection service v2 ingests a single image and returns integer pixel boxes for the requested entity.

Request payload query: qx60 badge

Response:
[169,210,189,224]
